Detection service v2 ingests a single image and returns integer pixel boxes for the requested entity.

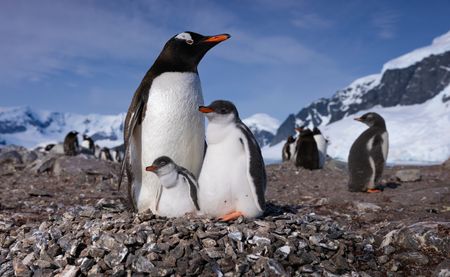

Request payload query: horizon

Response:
[1,1,450,121]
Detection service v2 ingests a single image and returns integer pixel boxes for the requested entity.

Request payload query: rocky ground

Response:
[0,145,449,276]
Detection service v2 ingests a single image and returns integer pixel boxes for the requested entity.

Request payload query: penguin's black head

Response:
[300,128,314,137]
[354,112,386,128]
[199,100,239,124]
[146,156,176,175]
[83,134,89,140]
[312,127,321,135]
[156,31,230,73]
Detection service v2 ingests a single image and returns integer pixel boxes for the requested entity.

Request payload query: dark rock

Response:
[132,255,154,273]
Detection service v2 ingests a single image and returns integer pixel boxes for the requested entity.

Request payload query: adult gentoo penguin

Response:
[145,156,200,217]
[81,134,95,155]
[295,128,319,170]
[119,31,230,212]
[198,100,266,221]
[312,127,328,168]
[348,112,389,193]
[63,131,79,156]
[282,136,295,161]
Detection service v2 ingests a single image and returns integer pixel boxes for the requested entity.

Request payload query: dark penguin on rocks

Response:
[118,31,230,212]
[348,112,389,193]
[282,136,295,161]
[63,131,79,156]
[295,128,320,170]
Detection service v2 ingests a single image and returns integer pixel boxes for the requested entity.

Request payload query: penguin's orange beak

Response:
[203,34,230,43]
[295,127,303,132]
[145,165,158,172]
[199,106,214,113]
[354,117,363,122]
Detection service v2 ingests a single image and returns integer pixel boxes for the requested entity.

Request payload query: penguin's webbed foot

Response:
[218,211,243,222]
[367,188,382,193]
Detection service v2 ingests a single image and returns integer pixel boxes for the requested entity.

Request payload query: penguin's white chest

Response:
[314,134,328,167]
[158,180,197,217]
[134,72,205,212]
[199,124,258,217]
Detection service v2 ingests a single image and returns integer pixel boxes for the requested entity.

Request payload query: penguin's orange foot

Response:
[367,188,381,193]
[218,211,243,222]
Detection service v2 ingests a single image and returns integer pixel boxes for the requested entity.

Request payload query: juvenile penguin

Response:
[63,131,79,156]
[295,128,320,170]
[312,127,328,168]
[282,136,295,161]
[45,143,64,154]
[198,100,266,221]
[145,156,200,217]
[81,134,95,155]
[348,112,389,193]
[119,31,230,212]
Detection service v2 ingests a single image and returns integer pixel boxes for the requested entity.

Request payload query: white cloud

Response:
[372,10,399,40]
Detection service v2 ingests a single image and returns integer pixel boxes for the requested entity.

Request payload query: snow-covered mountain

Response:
[267,30,450,164]
[0,106,125,148]
[0,106,279,150]
[243,113,280,147]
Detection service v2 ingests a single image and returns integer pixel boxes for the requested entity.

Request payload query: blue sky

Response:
[1,0,450,121]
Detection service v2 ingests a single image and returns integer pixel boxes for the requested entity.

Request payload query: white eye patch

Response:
[175,32,194,44]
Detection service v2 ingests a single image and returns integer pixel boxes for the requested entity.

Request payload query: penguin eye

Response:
[220,108,228,114]
[186,39,194,45]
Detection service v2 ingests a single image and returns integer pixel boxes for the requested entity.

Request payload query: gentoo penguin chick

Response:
[63,131,79,156]
[348,112,389,193]
[119,31,230,212]
[81,134,95,155]
[282,136,295,161]
[198,100,266,221]
[295,128,320,170]
[145,156,200,217]
[312,127,328,169]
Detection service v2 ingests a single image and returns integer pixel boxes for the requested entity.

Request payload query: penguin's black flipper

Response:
[237,121,266,211]
[179,167,200,211]
[371,134,386,185]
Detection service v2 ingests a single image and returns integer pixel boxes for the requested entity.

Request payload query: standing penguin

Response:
[118,32,230,212]
[348,112,389,192]
[81,134,95,155]
[99,147,113,161]
[312,127,328,169]
[145,156,200,217]
[282,136,295,161]
[198,100,266,221]
[295,128,319,170]
[63,131,79,156]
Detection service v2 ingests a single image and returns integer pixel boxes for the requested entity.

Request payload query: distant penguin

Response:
[118,31,230,213]
[63,131,79,156]
[312,127,328,168]
[145,156,200,217]
[348,112,389,193]
[81,134,95,155]
[295,128,320,170]
[99,147,113,161]
[291,127,304,161]
[94,144,101,159]
[282,136,295,161]
[198,100,266,221]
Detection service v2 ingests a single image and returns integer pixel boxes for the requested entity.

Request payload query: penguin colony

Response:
[113,31,389,219]
[44,132,124,163]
